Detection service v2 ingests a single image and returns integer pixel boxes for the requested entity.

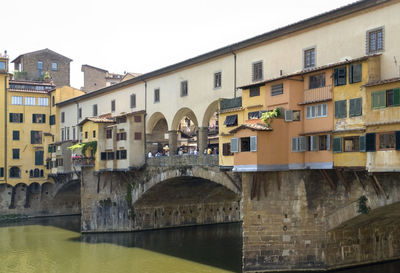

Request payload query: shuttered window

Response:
[130,94,136,108]
[9,113,23,123]
[333,137,342,153]
[250,136,257,152]
[334,67,347,86]
[33,114,46,123]
[366,133,376,152]
[349,98,362,117]
[50,115,56,125]
[230,138,238,153]
[359,135,366,152]
[349,63,362,83]
[252,61,263,81]
[35,151,44,165]
[335,100,347,118]
[394,88,400,106]
[0,168,3,177]
[154,88,160,103]
[100,152,107,160]
[371,90,386,109]
[291,137,306,152]
[248,111,260,120]
[396,131,400,151]
[12,149,19,159]
[285,110,293,121]
[271,83,283,96]
[31,131,42,144]
[249,86,260,97]
[111,100,116,112]
[222,143,231,156]
[13,131,20,140]
[224,115,238,127]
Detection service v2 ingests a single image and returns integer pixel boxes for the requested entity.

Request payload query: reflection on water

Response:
[0,216,399,273]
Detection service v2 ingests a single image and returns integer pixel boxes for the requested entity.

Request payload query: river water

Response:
[0,216,399,273]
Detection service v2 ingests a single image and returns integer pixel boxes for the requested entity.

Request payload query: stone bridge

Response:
[80,155,242,233]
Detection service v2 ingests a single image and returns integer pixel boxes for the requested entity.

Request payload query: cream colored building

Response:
[57,0,400,166]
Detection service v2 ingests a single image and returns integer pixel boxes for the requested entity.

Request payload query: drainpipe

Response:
[231,49,237,98]
[4,72,7,182]
[143,80,147,165]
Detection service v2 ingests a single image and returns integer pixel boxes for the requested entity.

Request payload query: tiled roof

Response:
[78,117,115,126]
[229,123,272,133]
[363,77,400,87]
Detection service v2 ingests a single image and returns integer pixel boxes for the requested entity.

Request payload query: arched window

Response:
[34,168,40,178]
[9,167,21,178]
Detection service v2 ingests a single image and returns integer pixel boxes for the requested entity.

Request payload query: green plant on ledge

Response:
[81,141,97,156]
[261,107,281,127]
[357,195,370,214]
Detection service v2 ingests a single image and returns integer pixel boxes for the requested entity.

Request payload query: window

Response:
[61,128,65,141]
[56,158,63,167]
[116,132,127,141]
[107,151,114,160]
[84,131,88,139]
[111,100,116,112]
[116,150,127,160]
[249,86,260,97]
[78,108,82,119]
[51,62,58,71]
[367,27,384,54]
[180,81,188,97]
[230,138,238,153]
[291,137,306,152]
[50,115,56,125]
[349,63,362,83]
[319,135,330,151]
[224,115,238,127]
[334,67,347,86]
[241,137,250,152]
[13,131,20,140]
[134,132,142,140]
[379,133,395,150]
[222,143,231,156]
[134,115,141,122]
[9,113,23,123]
[66,127,70,140]
[306,104,327,119]
[12,149,19,159]
[371,89,400,109]
[130,94,136,108]
[9,167,21,178]
[154,88,160,103]
[72,127,76,140]
[25,97,36,106]
[32,114,46,123]
[343,136,360,152]
[35,151,44,165]
[285,110,301,122]
[11,96,23,105]
[37,61,43,77]
[93,130,96,138]
[248,111,261,120]
[334,100,347,119]
[93,104,98,116]
[100,152,107,160]
[250,136,257,152]
[304,48,315,68]
[116,116,127,123]
[61,112,65,123]
[333,137,342,153]
[349,98,362,117]
[308,135,330,151]
[0,167,3,177]
[31,131,42,144]
[309,73,325,89]
[214,72,222,88]
[252,61,263,81]
[106,129,112,139]
[38,98,48,106]
[0,61,5,71]
[271,83,283,96]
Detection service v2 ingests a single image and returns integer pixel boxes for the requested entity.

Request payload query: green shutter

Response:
[359,135,366,152]
[335,101,340,118]
[372,90,386,109]
[366,133,376,152]
[335,100,347,118]
[349,98,362,117]
[396,131,400,151]
[333,137,342,153]
[35,151,44,165]
[20,114,23,123]
[394,88,400,106]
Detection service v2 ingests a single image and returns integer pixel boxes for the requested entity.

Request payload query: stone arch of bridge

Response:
[146,112,168,135]
[170,107,199,131]
[132,166,240,205]
[201,100,219,128]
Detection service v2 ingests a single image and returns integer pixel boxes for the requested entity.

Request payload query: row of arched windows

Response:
[9,167,44,178]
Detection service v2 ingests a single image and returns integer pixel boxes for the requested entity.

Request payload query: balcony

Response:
[72,156,95,167]
[300,85,332,105]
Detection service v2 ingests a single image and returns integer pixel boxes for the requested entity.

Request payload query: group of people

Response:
[147,145,218,157]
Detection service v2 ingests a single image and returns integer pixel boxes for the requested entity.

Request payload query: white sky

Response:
[2,0,357,88]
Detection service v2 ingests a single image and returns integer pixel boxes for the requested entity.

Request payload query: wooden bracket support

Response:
[371,174,389,199]
[319,169,336,190]
[335,168,350,192]
[353,171,365,190]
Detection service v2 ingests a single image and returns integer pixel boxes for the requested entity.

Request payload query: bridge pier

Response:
[197,127,209,153]
[168,130,178,155]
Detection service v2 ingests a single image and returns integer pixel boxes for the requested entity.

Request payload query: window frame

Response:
[12,149,20,160]
[334,67,347,86]
[378,132,396,150]
[367,27,384,54]
[303,47,316,69]
[252,61,263,82]
[214,72,222,89]
[130,94,136,108]
[308,73,326,89]
[154,88,160,103]
[111,100,116,112]
[180,80,188,97]
[271,83,283,96]
[306,104,327,119]
[93,104,98,116]
[51,62,58,71]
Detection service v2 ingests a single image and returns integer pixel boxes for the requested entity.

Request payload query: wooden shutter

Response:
[333,137,342,153]
[285,110,293,122]
[349,98,362,117]
[393,88,400,106]
[359,135,366,152]
[291,138,297,152]
[366,133,376,152]
[371,90,386,109]
[326,134,331,150]
[250,136,257,152]
[395,131,400,151]
[310,135,319,151]
[230,138,239,153]
[335,100,346,118]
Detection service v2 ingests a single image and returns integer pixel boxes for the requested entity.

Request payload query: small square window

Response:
[367,27,384,54]
[154,88,160,103]
[379,133,395,150]
[180,81,188,97]
[134,132,142,140]
[12,149,19,159]
[51,62,58,71]
[111,100,116,112]
[13,131,20,140]
[130,94,136,108]
[249,86,260,97]
[271,83,283,96]
[309,73,325,89]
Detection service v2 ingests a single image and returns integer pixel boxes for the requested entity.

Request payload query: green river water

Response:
[0,216,399,273]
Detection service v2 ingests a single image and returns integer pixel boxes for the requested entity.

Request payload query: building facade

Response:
[81,64,127,93]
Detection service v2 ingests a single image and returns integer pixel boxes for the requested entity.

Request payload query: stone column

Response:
[168,130,178,155]
[197,127,209,154]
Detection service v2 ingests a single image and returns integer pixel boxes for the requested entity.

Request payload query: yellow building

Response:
[364,78,400,172]
[0,55,9,182]
[332,55,381,168]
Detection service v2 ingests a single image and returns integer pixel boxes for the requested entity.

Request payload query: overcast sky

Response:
[3,0,357,88]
